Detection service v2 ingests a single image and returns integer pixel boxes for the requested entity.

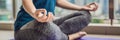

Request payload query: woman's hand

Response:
[82,3,98,11]
[32,9,54,23]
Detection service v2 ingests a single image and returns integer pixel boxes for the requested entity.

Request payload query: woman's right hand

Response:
[32,9,54,23]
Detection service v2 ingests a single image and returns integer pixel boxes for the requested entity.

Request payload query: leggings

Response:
[15,11,91,40]
[53,11,91,35]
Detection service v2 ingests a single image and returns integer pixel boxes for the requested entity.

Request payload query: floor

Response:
[0,30,120,40]
[0,30,14,40]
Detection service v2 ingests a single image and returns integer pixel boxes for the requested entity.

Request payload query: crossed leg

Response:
[53,11,91,40]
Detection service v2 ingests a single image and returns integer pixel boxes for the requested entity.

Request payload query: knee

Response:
[76,10,91,21]
[74,10,90,15]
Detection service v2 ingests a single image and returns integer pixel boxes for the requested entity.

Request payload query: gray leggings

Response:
[15,11,91,40]
[53,11,91,35]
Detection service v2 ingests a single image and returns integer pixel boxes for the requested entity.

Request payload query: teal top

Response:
[14,0,56,31]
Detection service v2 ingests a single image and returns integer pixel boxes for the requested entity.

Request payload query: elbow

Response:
[56,0,63,5]
[56,0,65,6]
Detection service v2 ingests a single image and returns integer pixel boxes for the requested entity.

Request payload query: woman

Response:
[14,0,98,40]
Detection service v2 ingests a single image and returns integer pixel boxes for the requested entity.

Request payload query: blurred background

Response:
[0,0,120,40]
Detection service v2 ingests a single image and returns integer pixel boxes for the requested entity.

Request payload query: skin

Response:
[22,0,98,40]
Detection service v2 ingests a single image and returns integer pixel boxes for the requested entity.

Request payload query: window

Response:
[0,0,13,21]
[114,0,120,25]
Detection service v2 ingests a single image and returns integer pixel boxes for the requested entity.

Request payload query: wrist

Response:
[29,9,37,18]
[78,6,85,11]
[31,9,37,14]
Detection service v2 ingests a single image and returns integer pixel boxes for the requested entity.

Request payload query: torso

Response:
[14,0,56,31]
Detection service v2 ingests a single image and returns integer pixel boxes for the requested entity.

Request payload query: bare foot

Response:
[68,32,87,40]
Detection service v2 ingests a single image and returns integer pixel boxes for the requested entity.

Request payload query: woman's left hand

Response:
[82,3,98,11]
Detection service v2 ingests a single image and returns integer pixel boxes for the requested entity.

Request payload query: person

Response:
[14,0,98,40]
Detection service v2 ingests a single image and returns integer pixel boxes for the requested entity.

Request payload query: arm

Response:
[56,0,98,11]
[22,0,36,16]
[22,0,53,22]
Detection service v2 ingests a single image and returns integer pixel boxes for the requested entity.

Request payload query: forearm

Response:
[22,0,36,15]
[56,0,84,11]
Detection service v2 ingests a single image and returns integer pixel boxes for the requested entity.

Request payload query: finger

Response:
[37,9,47,16]
[46,13,51,22]
[89,2,95,5]
[38,9,47,19]
[35,9,41,17]
[86,7,94,11]
[90,4,98,11]
[49,12,54,21]
[49,12,53,21]
[90,3,99,11]
[40,9,47,17]
[94,3,99,11]
[34,9,44,17]
[46,12,52,22]
[38,12,43,17]
[87,3,95,7]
